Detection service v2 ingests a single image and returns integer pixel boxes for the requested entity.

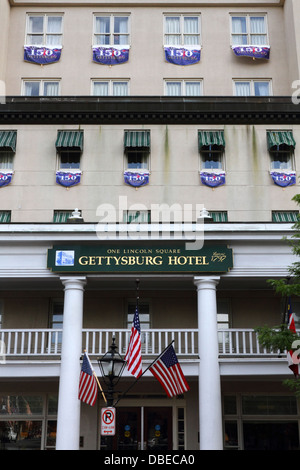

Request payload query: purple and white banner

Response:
[93,46,130,65]
[200,172,226,188]
[164,46,201,65]
[24,45,62,65]
[0,172,13,187]
[270,171,296,187]
[124,171,149,187]
[232,45,270,60]
[56,171,81,187]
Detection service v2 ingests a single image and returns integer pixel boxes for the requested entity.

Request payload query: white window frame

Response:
[22,79,61,96]
[93,14,130,46]
[164,79,203,96]
[92,79,129,96]
[233,79,272,96]
[164,14,201,46]
[25,13,64,46]
[230,13,269,46]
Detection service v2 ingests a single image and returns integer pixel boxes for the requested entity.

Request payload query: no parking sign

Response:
[101,407,116,436]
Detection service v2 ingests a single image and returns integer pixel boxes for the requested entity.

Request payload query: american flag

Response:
[125,306,142,378]
[150,345,189,397]
[287,300,299,378]
[78,352,98,406]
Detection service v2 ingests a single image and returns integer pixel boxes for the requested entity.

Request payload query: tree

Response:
[255,193,300,391]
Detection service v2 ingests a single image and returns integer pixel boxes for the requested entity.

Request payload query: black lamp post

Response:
[97,336,126,407]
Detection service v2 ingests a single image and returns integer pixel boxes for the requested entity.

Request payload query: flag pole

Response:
[113,340,174,407]
[94,372,107,404]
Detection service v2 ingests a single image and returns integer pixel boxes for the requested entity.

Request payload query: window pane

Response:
[235,82,251,96]
[47,17,62,34]
[0,151,13,169]
[183,17,199,45]
[24,82,40,96]
[185,82,201,96]
[114,17,128,45]
[0,421,42,450]
[113,82,128,96]
[0,395,43,415]
[43,82,59,96]
[27,34,44,45]
[28,16,44,33]
[242,396,297,415]
[95,17,110,45]
[254,82,269,96]
[166,82,181,96]
[165,17,181,45]
[60,151,81,169]
[93,82,109,96]
[231,17,247,45]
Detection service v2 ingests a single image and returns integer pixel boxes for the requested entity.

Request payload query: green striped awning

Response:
[55,131,84,151]
[209,211,228,223]
[0,211,11,223]
[124,130,150,148]
[267,131,296,150]
[272,211,299,223]
[198,131,225,149]
[0,131,17,152]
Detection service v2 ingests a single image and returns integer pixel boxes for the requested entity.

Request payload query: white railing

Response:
[0,328,285,359]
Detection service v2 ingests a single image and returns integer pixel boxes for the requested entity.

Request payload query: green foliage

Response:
[254,324,298,353]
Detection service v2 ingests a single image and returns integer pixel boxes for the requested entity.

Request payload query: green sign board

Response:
[47,244,233,274]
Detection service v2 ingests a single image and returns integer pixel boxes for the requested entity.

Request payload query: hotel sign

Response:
[47,244,233,274]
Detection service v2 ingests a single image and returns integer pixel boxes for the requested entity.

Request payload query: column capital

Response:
[193,276,220,289]
[60,276,86,289]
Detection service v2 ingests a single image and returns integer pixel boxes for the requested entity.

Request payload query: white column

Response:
[194,276,223,450]
[56,277,86,450]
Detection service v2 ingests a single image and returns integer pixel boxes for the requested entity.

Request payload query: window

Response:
[199,130,225,170]
[55,130,84,170]
[23,80,60,96]
[164,15,201,45]
[165,80,202,96]
[49,300,63,348]
[234,80,271,96]
[94,15,130,45]
[124,130,150,170]
[123,210,151,223]
[231,15,268,46]
[92,80,129,96]
[26,14,63,46]
[267,131,296,171]
[0,131,16,170]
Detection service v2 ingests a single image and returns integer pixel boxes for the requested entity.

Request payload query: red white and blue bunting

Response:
[0,172,13,187]
[200,172,226,188]
[232,45,270,60]
[24,45,62,65]
[56,171,82,187]
[270,171,296,187]
[92,46,130,65]
[124,171,149,187]
[164,46,201,65]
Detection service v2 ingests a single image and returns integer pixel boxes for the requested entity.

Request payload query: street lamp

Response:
[97,336,126,406]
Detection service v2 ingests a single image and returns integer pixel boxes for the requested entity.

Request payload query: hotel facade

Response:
[0,0,300,451]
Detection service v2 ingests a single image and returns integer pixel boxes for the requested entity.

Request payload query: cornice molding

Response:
[0,96,298,125]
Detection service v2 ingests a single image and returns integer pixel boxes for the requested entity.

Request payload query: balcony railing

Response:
[0,328,287,360]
